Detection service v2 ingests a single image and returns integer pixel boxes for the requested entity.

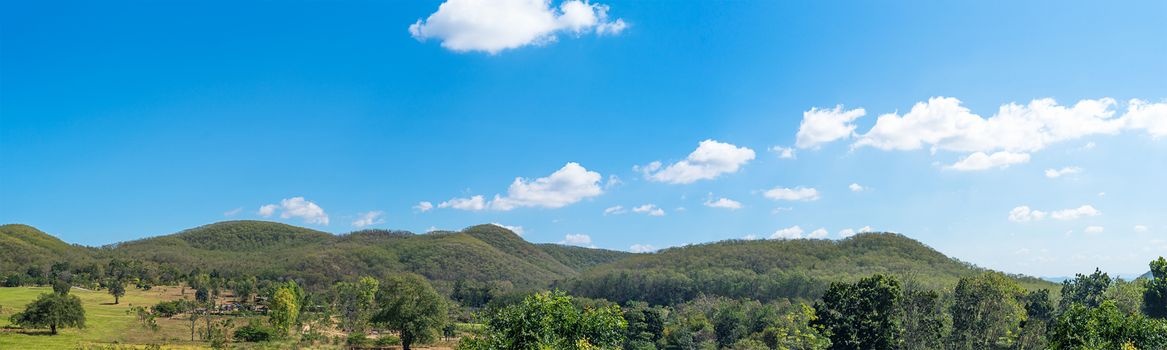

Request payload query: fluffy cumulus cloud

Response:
[808,228,829,239]
[640,140,755,184]
[561,233,592,246]
[838,228,857,238]
[629,244,656,253]
[849,183,864,192]
[409,0,626,54]
[633,204,665,216]
[414,201,434,212]
[770,225,804,239]
[352,211,385,228]
[1045,166,1082,178]
[947,151,1030,171]
[763,187,820,201]
[795,97,1167,168]
[490,222,525,235]
[704,197,743,210]
[436,163,604,211]
[439,195,487,211]
[259,197,330,225]
[489,162,604,210]
[1008,205,1100,222]
[796,106,866,149]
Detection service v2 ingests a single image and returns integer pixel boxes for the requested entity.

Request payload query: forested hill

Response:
[3,221,1054,301]
[0,224,95,271]
[560,232,1057,305]
[0,221,632,291]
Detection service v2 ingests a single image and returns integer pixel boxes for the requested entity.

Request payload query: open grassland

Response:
[0,286,460,349]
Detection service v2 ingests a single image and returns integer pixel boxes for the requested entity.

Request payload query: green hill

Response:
[0,224,94,275]
[102,221,624,290]
[561,232,1056,305]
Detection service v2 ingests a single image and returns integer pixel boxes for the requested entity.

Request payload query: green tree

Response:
[1060,268,1111,310]
[1048,300,1167,349]
[948,272,1025,350]
[1105,278,1148,315]
[106,279,126,304]
[9,292,86,335]
[760,304,830,350]
[268,281,301,337]
[1016,289,1054,350]
[371,274,448,350]
[234,276,257,304]
[811,273,903,350]
[459,290,626,350]
[898,289,946,350]
[1144,257,1167,319]
[52,279,70,295]
[333,276,379,332]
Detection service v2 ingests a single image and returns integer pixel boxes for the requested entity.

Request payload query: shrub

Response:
[234,320,275,342]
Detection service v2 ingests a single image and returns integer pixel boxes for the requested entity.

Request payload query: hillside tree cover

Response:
[459,290,627,350]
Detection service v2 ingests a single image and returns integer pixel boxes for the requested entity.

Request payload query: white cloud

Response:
[603,205,626,215]
[947,151,1030,171]
[561,233,592,246]
[629,244,656,253]
[259,197,330,225]
[795,105,866,149]
[770,225,804,239]
[859,226,873,233]
[439,195,487,211]
[352,211,385,228]
[409,0,626,54]
[838,228,857,238]
[1084,226,1105,234]
[769,146,796,159]
[763,187,820,201]
[223,208,243,217]
[437,163,603,211]
[1050,205,1102,220]
[633,204,665,216]
[490,222,525,235]
[1123,99,1167,138]
[854,97,1127,153]
[703,197,743,210]
[641,140,755,184]
[808,228,829,239]
[848,183,864,192]
[604,175,623,189]
[490,162,604,210]
[258,204,277,217]
[1045,166,1082,178]
[414,201,434,212]
[1134,225,1149,233]
[742,234,760,240]
[1008,206,1047,222]
[1010,205,1100,222]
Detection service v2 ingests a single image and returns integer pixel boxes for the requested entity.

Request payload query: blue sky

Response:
[2,0,1165,277]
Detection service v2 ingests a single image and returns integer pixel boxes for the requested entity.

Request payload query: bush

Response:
[347,332,372,346]
[151,300,192,317]
[375,335,402,346]
[234,320,275,342]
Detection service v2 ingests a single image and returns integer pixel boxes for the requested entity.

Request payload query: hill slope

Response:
[561,232,1056,305]
[103,221,625,290]
[0,224,94,274]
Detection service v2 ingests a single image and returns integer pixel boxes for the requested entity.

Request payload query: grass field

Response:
[0,286,462,349]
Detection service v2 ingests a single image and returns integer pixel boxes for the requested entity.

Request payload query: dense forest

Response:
[2,221,1165,349]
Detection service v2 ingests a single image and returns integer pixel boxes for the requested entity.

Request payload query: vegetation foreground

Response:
[1,221,1166,349]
